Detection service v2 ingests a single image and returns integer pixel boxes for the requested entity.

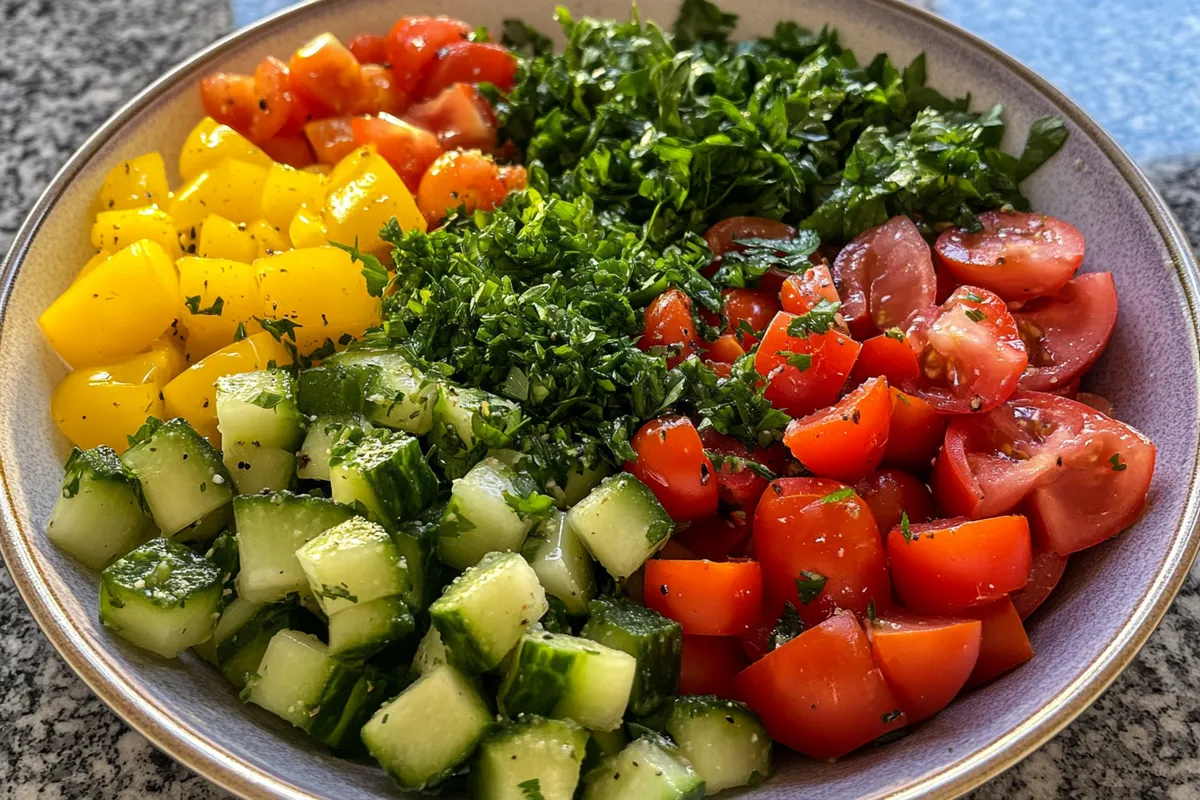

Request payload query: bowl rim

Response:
[2,0,1199,798]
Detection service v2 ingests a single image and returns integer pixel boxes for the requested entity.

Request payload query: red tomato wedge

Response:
[386,16,472,95]
[416,149,508,224]
[882,388,947,474]
[832,216,937,337]
[1010,547,1069,619]
[783,377,891,482]
[735,613,906,760]
[639,289,702,369]
[1012,272,1118,392]
[781,264,840,315]
[900,285,1028,414]
[934,210,1085,301]
[701,333,745,366]
[404,83,498,151]
[200,56,303,144]
[304,117,358,165]
[698,429,771,511]
[854,468,936,536]
[851,333,919,388]
[960,596,1034,688]
[360,64,410,116]
[347,33,389,64]
[626,416,718,522]
[723,288,781,349]
[675,513,754,562]
[417,42,518,99]
[644,560,763,636]
[259,133,315,169]
[289,33,373,117]
[753,477,891,626]
[867,614,982,723]
[755,311,861,418]
[680,635,746,700]
[349,114,443,191]
[886,515,1032,615]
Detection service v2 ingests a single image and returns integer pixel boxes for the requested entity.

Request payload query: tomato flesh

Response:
[289,33,372,117]
[704,217,796,260]
[853,468,935,536]
[418,42,518,99]
[781,264,840,315]
[783,376,891,482]
[675,513,753,561]
[644,560,763,636]
[680,635,746,700]
[416,149,508,224]
[755,311,861,418]
[360,64,410,116]
[259,133,316,168]
[882,388,946,474]
[625,416,718,522]
[851,334,919,388]
[200,56,302,144]
[722,288,781,349]
[404,83,498,151]
[304,117,358,165]
[699,429,770,511]
[1012,272,1118,392]
[867,614,982,723]
[701,333,745,366]
[347,33,389,64]
[350,114,443,191]
[386,16,472,95]
[832,216,937,337]
[638,288,702,369]
[960,596,1034,687]
[1010,547,1069,620]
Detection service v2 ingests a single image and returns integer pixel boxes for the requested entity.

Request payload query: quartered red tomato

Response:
[418,42,518,99]
[853,468,936,536]
[701,334,745,367]
[1009,547,1069,619]
[675,513,754,562]
[200,56,305,144]
[405,83,498,151]
[699,429,773,511]
[781,264,840,316]
[347,33,389,64]
[289,33,373,117]
[360,64,410,116]
[722,288,781,349]
[644,560,763,636]
[960,596,1034,687]
[881,388,947,474]
[934,210,1085,301]
[349,114,443,190]
[304,117,358,165]
[626,416,718,522]
[832,216,937,338]
[782,376,891,482]
[900,286,1028,414]
[386,16,473,95]
[639,289,702,369]
[850,333,919,387]
[931,392,1155,553]
[755,311,861,418]
[681,635,746,700]
[259,133,315,168]
[416,149,508,224]
[1012,272,1118,392]
[867,614,982,723]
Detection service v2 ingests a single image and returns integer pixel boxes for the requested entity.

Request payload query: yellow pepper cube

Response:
[163,331,292,446]
[179,117,273,182]
[74,249,112,283]
[143,335,188,383]
[51,355,166,454]
[39,240,180,368]
[196,214,259,262]
[170,159,268,232]
[90,206,183,259]
[249,219,291,259]
[262,163,326,230]
[177,256,263,361]
[255,247,381,358]
[288,207,328,250]
[322,147,425,258]
[97,152,171,212]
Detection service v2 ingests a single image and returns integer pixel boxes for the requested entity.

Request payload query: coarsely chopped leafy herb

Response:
[185,295,224,316]
[900,511,912,543]
[712,232,820,289]
[822,487,855,503]
[794,570,827,604]
[331,240,390,298]
[787,298,841,338]
[767,602,804,651]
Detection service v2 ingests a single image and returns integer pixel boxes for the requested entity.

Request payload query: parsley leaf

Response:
[884,327,905,342]
[781,351,813,371]
[184,295,224,316]
[900,511,912,543]
[126,417,163,449]
[330,239,390,298]
[712,231,820,288]
[1017,116,1069,181]
[673,0,738,46]
[254,317,302,343]
[787,298,841,338]
[767,602,804,651]
[822,487,855,503]
[1109,453,1127,472]
[964,308,987,323]
[794,570,827,605]
[517,778,546,800]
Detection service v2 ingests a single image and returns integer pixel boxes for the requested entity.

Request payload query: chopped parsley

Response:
[794,571,827,605]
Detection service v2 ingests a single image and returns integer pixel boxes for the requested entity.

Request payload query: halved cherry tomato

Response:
[900,286,1028,414]
[867,614,982,723]
[417,42,518,99]
[638,289,702,369]
[680,635,746,699]
[644,560,763,636]
[347,33,389,64]
[698,429,777,511]
[658,539,699,560]
[934,210,1085,301]
[851,333,919,387]
[1010,547,1068,619]
[360,64,410,116]
[200,56,302,144]
[675,513,753,562]
[722,288,781,349]
[259,132,316,168]
[882,388,947,474]
[781,264,840,315]
[289,33,373,117]
[832,216,937,337]
[886,515,1032,615]
[349,114,443,191]
[304,117,358,165]
[386,16,472,95]
[416,149,508,224]
[701,333,744,366]
[755,311,861,418]
[625,416,718,522]
[854,468,936,536]
[735,613,906,760]
[783,377,891,482]
[753,477,891,626]
[497,165,527,193]
[959,596,1034,687]
[704,216,796,260]
[199,72,256,135]
[1012,272,1118,392]
[404,83,498,151]
[737,608,776,663]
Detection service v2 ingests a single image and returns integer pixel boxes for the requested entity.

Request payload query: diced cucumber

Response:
[559,459,609,508]
[121,418,234,536]
[391,505,445,613]
[582,727,629,773]
[203,530,239,596]
[98,537,223,658]
[296,517,411,616]
[429,385,523,479]
[321,666,391,755]
[47,446,155,569]
[471,715,590,800]
[215,369,305,450]
[234,492,356,603]
[244,630,360,738]
[214,600,312,688]
[193,594,255,666]
[498,632,636,732]
[410,624,449,679]
[296,363,369,417]
[580,597,682,715]
[430,551,547,674]
[223,441,296,495]
[297,414,366,481]
[522,511,596,615]
[582,736,705,800]
[659,696,772,794]
[327,347,436,434]
[328,596,415,659]
[173,503,232,544]
[361,664,493,790]
[567,474,673,581]
[438,456,536,571]
[329,427,439,526]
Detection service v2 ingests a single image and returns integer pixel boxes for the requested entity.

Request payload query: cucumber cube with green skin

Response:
[219,601,315,689]
[558,459,609,509]
[498,632,636,732]
[430,551,547,674]
[328,596,415,659]
[523,511,596,616]
[234,492,357,604]
[361,664,493,791]
[99,537,223,658]
[429,385,524,480]
[580,597,682,715]
[244,630,360,739]
[410,625,449,680]
[438,456,536,571]
[173,503,233,544]
[659,696,772,794]
[215,370,305,450]
[567,474,673,581]
[120,418,234,536]
[321,666,391,755]
[471,715,590,800]
[297,414,367,481]
[193,594,256,666]
[581,727,628,774]
[297,363,369,417]
[329,427,439,526]
[223,441,297,495]
[327,347,436,435]
[47,446,155,569]
[296,517,411,617]
[391,504,445,613]
[582,736,705,800]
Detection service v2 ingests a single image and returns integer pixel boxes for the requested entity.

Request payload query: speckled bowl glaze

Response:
[1,0,1198,797]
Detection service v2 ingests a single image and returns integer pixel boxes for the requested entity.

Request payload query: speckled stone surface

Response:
[2,1,1200,798]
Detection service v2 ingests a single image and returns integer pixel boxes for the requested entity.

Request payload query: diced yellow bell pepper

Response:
[74,249,112,283]
[143,335,188,382]
[248,219,291,258]
[177,256,263,361]
[170,159,268,233]
[90,206,183,259]
[288,207,328,249]
[178,117,273,182]
[163,331,291,446]
[196,214,259,262]
[302,163,332,176]
[97,152,171,212]
[39,240,181,368]
[322,146,425,258]
[261,163,326,230]
[51,353,166,454]
[255,246,381,357]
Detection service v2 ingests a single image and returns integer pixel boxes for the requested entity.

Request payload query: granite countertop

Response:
[3,0,1200,797]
